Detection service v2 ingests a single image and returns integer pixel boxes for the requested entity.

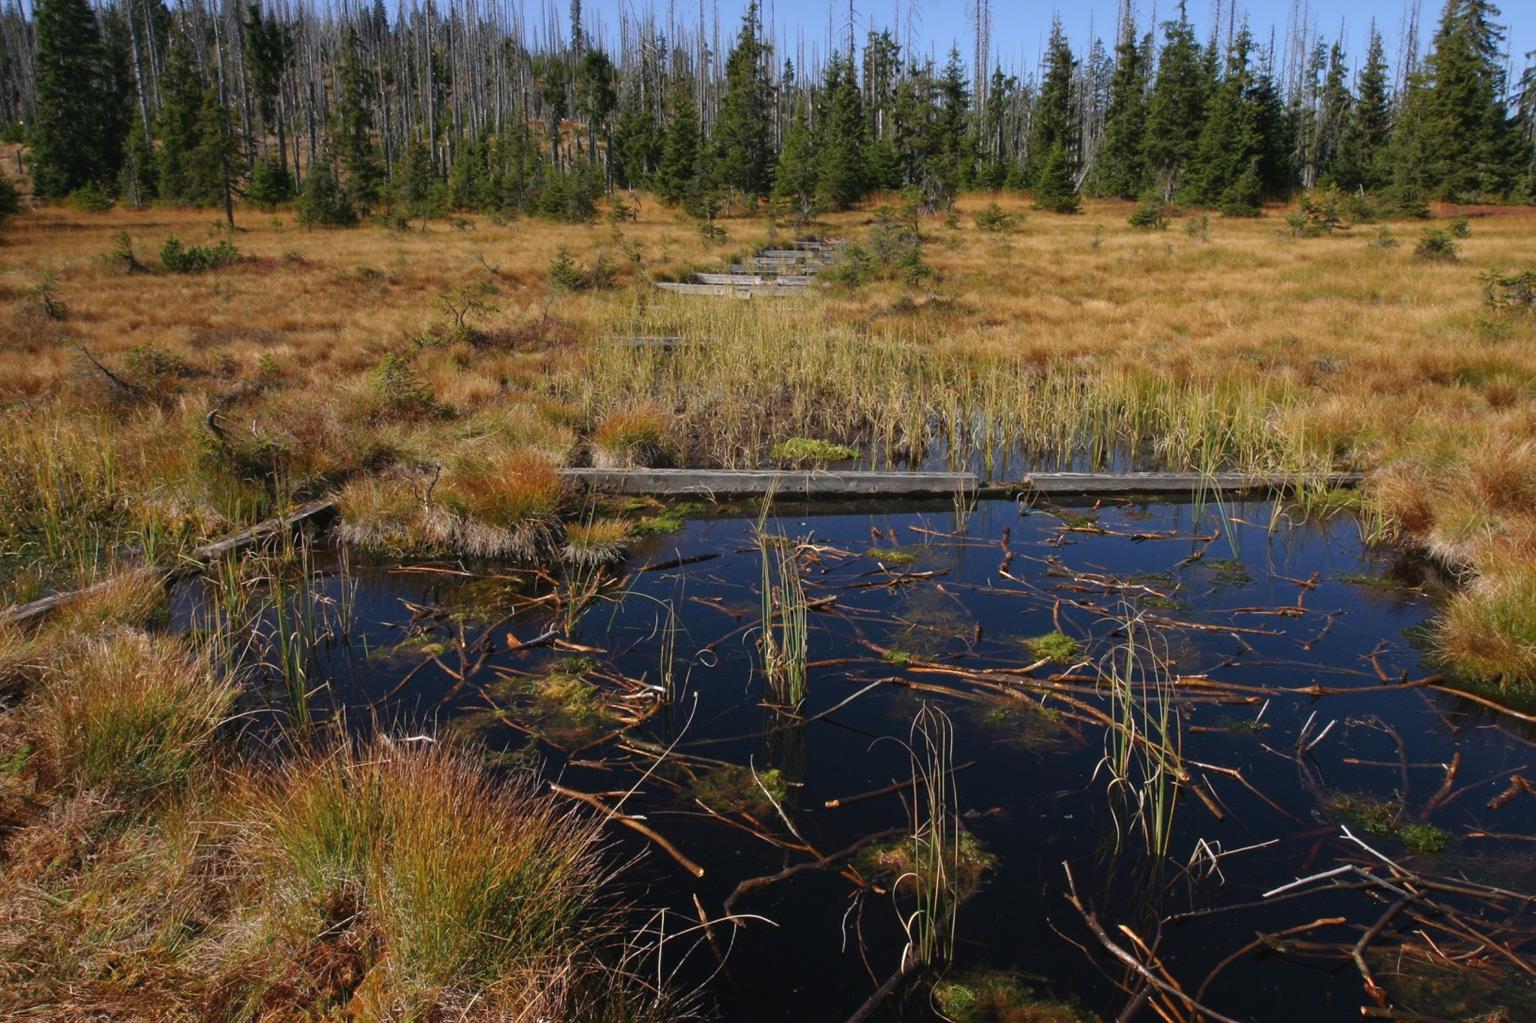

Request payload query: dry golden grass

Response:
[2,194,1535,685]
[0,612,672,1020]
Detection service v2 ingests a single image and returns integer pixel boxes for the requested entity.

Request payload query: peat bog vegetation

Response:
[4,190,1536,1022]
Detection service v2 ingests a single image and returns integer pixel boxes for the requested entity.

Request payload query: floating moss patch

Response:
[769,437,860,466]
[867,547,918,566]
[689,765,788,816]
[1022,631,1080,663]
[1204,558,1253,585]
[934,969,1097,1023]
[1324,793,1451,855]
[1211,716,1266,735]
[1372,948,1536,1021]
[1339,572,1402,591]
[633,512,686,535]
[972,699,1070,753]
[855,830,994,889]
[477,656,620,744]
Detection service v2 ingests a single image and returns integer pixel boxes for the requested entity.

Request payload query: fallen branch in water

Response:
[1062,861,1247,1023]
[550,782,705,878]
[722,828,904,915]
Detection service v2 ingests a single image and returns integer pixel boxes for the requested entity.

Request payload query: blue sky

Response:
[582,1,1535,80]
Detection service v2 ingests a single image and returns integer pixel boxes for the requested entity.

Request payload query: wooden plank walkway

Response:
[661,239,844,299]
[562,469,976,497]
[559,468,1364,499]
[1,498,337,628]
[656,281,809,298]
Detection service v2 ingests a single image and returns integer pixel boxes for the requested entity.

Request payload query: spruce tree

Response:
[31,0,119,197]
[1090,18,1150,199]
[1518,53,1536,197]
[930,49,974,203]
[334,28,385,211]
[1182,26,1259,208]
[1033,143,1081,213]
[189,85,242,224]
[156,46,225,207]
[1386,67,1439,206]
[977,68,1018,189]
[773,106,818,211]
[398,140,434,227]
[611,96,660,189]
[656,76,700,204]
[1313,43,1352,187]
[1142,6,1208,199]
[1415,0,1524,198]
[1027,19,1075,183]
[1334,29,1392,191]
[889,61,934,189]
[577,49,617,167]
[243,3,294,176]
[1250,56,1292,199]
[536,55,571,166]
[247,157,293,209]
[815,52,865,210]
[297,151,358,226]
[712,2,774,195]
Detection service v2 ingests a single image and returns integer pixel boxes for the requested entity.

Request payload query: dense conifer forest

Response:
[5,0,1534,221]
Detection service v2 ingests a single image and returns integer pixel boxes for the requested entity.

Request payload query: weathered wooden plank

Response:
[1,498,338,628]
[656,282,753,298]
[696,273,764,285]
[191,498,338,560]
[656,282,809,299]
[561,468,977,497]
[1019,472,1362,494]
[559,469,1364,499]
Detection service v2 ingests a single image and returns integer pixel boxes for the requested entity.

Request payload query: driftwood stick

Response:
[722,827,905,915]
[1194,916,1348,1005]
[843,956,915,1023]
[550,782,706,878]
[1352,899,1410,1005]
[1063,862,1247,1023]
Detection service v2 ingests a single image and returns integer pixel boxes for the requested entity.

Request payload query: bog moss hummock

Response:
[769,437,859,467]
[1022,631,1081,663]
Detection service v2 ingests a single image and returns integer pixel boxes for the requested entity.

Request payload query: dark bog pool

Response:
[172,497,1536,1022]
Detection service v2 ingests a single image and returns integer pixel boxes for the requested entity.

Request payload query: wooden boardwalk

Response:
[659,238,845,298]
[559,468,1363,499]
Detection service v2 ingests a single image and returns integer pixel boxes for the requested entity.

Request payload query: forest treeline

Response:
[8,0,1536,223]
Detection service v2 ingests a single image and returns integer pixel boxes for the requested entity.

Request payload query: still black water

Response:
[173,497,1536,1022]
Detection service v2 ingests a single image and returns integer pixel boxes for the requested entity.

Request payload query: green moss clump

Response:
[1023,631,1081,663]
[633,512,686,535]
[1400,822,1451,855]
[867,547,918,566]
[934,969,1098,1022]
[1324,793,1451,855]
[689,765,787,816]
[1204,558,1253,585]
[855,830,995,889]
[769,437,860,466]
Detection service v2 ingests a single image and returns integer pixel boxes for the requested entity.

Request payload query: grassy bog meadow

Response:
[4,0,1536,1019]
[4,189,1536,1022]
[7,197,1535,682]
